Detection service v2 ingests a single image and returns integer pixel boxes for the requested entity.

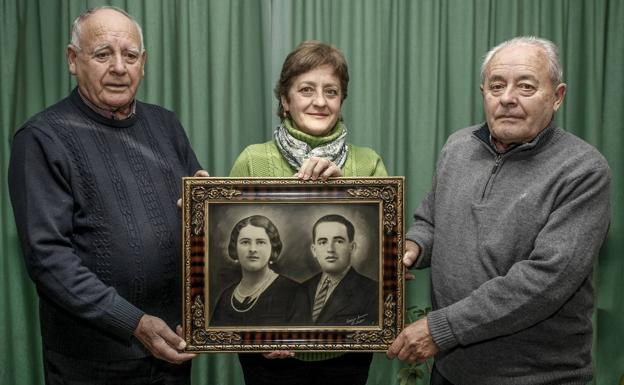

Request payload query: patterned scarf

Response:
[273,119,348,170]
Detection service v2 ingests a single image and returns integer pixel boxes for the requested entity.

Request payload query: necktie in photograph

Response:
[311,277,331,321]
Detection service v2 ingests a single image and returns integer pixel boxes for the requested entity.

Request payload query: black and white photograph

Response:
[207,204,380,328]
[181,177,405,352]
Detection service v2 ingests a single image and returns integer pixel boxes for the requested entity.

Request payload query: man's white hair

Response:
[69,6,144,52]
[480,36,563,86]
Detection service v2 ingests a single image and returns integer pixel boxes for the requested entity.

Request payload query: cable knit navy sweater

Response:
[9,88,201,360]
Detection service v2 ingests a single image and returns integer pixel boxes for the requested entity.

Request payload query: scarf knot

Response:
[273,119,348,170]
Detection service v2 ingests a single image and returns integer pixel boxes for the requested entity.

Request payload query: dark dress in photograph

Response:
[211,275,309,326]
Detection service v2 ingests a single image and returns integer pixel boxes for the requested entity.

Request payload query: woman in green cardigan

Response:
[230,41,387,385]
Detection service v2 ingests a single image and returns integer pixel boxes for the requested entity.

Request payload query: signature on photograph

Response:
[346,314,368,326]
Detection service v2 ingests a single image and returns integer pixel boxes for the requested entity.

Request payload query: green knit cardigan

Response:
[229,126,387,178]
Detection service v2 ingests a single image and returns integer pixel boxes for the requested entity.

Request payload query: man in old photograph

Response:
[304,214,378,326]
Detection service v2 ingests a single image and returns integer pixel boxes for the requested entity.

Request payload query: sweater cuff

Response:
[404,235,428,269]
[427,308,458,351]
[104,295,145,341]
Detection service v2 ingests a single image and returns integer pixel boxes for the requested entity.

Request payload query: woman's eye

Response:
[256,240,267,246]
[299,87,314,96]
[324,89,339,97]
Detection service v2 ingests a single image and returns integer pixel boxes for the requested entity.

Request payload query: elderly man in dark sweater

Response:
[8,6,206,384]
[387,37,611,385]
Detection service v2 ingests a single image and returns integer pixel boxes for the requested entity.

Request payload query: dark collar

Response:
[69,87,138,128]
[77,88,136,121]
[473,121,558,155]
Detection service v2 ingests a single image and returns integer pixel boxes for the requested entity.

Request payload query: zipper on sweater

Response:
[481,154,502,200]
[490,154,502,174]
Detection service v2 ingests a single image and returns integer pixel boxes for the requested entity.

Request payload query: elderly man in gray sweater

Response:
[387,36,611,385]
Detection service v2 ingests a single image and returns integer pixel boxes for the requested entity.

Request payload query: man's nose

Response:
[499,86,517,106]
[109,53,127,75]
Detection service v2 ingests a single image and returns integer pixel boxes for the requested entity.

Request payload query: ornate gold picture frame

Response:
[181,177,405,352]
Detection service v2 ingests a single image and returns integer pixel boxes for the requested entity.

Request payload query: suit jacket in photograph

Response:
[304,267,378,326]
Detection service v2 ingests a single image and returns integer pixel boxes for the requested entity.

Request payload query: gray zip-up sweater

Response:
[406,122,611,385]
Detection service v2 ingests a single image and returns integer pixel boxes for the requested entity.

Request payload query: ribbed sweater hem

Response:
[107,295,145,341]
[427,309,457,350]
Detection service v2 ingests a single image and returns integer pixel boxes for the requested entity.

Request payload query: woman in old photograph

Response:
[229,40,387,385]
[211,215,308,326]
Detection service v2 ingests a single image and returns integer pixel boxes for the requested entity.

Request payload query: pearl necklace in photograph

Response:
[231,271,278,313]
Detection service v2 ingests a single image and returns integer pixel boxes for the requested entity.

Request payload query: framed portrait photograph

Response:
[181,177,405,352]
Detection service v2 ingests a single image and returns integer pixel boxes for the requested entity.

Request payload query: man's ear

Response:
[310,243,316,258]
[140,50,147,77]
[552,83,567,112]
[67,45,78,75]
[350,242,357,254]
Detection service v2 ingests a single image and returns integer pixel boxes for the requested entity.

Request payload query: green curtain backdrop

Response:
[1,0,622,384]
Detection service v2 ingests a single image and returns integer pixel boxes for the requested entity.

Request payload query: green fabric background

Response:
[1,1,622,384]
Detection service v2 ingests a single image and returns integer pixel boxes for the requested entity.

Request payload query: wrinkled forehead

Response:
[80,10,141,49]
[485,44,548,77]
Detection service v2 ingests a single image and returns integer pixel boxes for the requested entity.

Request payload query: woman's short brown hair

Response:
[275,40,349,118]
